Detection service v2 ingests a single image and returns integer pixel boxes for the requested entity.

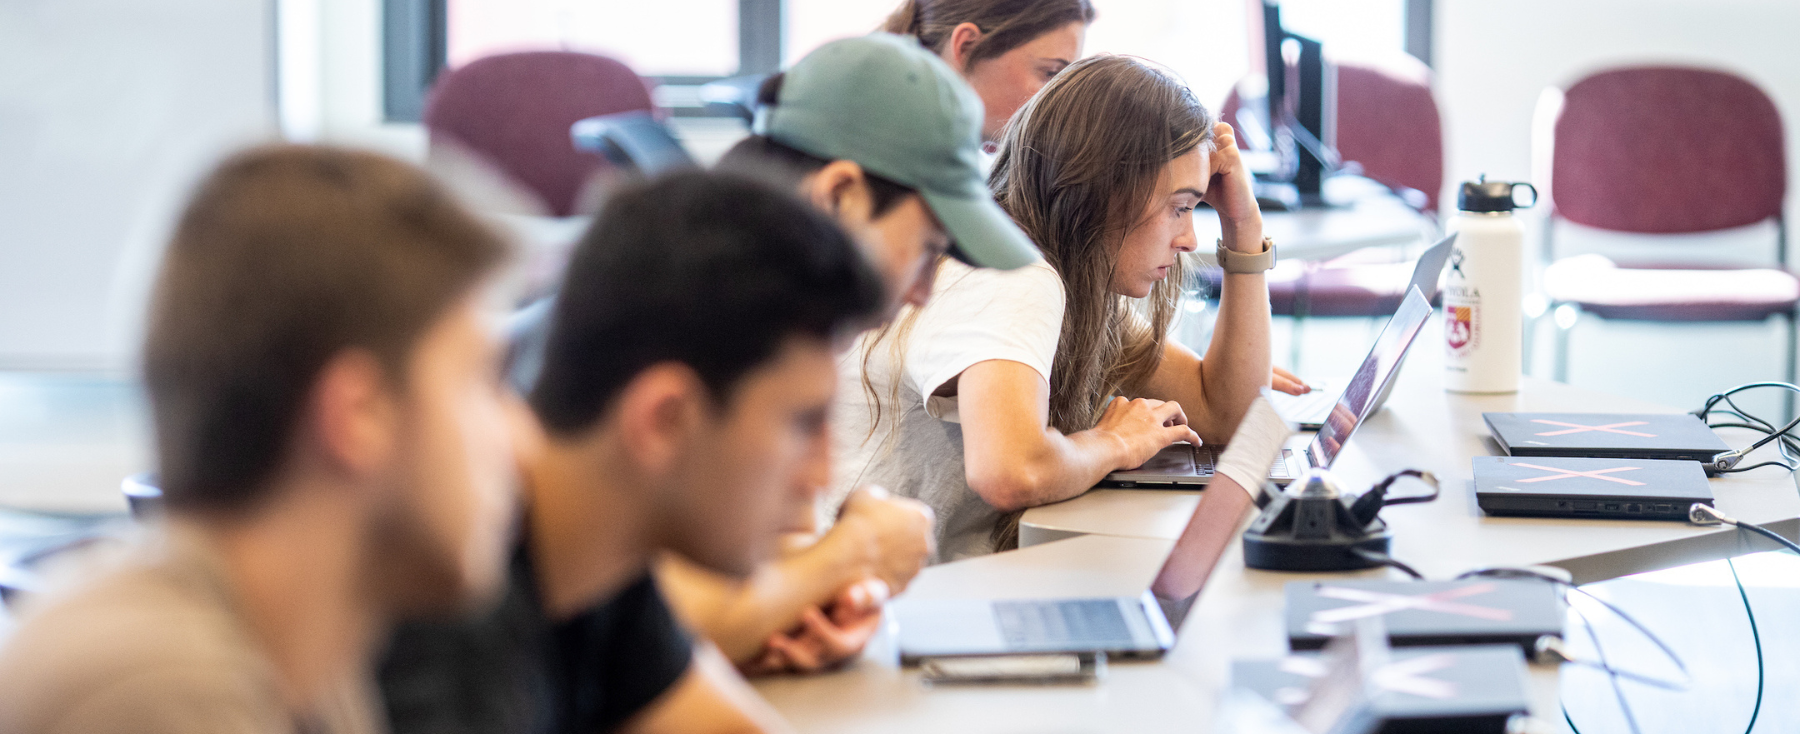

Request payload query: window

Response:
[1084,0,1407,112]
[785,0,894,67]
[383,0,1421,122]
[447,0,739,76]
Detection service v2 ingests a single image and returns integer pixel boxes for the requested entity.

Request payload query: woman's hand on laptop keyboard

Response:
[1095,397,1204,471]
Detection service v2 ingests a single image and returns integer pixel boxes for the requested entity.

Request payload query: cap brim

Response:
[918,189,1040,270]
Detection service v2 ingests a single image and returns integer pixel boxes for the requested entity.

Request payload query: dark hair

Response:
[529,170,885,436]
[144,145,509,512]
[883,0,1095,69]
[713,73,916,217]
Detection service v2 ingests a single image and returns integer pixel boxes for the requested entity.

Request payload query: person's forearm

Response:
[966,425,1128,512]
[1196,220,1273,441]
[657,542,861,664]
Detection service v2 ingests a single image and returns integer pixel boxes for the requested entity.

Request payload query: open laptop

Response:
[891,401,1292,661]
[1100,286,1433,489]
[1272,233,1457,429]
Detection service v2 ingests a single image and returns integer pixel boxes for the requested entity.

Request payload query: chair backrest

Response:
[424,51,654,216]
[1548,66,1785,235]
[1221,58,1444,211]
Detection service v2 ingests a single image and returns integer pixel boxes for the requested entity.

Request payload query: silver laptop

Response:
[1273,233,1456,429]
[1100,286,1434,489]
[892,406,1290,662]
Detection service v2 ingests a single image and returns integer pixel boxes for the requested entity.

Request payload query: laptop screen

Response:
[1305,287,1433,470]
[1148,472,1255,630]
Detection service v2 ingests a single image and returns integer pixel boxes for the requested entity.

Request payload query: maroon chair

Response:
[1539,66,1795,388]
[424,51,655,216]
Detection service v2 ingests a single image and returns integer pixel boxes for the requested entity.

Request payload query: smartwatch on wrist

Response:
[1215,236,1276,274]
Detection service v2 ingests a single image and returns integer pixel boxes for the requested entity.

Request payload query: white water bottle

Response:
[1444,176,1537,394]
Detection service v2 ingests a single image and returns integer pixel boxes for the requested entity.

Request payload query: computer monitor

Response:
[1249,1,1338,206]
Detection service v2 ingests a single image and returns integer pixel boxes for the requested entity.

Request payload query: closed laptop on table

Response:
[1483,412,1729,463]
[1472,455,1713,520]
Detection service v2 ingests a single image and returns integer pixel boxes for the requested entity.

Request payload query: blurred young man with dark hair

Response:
[378,170,885,734]
[673,32,1045,675]
[0,145,520,734]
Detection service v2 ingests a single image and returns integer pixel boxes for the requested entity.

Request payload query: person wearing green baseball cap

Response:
[718,32,1040,317]
[651,32,1036,678]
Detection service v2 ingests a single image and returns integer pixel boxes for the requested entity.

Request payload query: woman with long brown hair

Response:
[884,0,1095,141]
[834,55,1289,561]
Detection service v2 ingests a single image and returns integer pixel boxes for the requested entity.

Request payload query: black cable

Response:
[1350,548,1424,580]
[1571,602,1643,734]
[1696,382,1800,472]
[1737,520,1800,556]
[1690,504,1800,556]
[1727,557,1763,734]
[1458,568,1689,685]
[1717,461,1800,475]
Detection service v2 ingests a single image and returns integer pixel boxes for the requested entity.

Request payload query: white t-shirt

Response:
[829,257,1064,563]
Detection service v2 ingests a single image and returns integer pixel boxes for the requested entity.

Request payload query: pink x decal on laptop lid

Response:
[1530,419,1655,438]
[1508,462,1646,486]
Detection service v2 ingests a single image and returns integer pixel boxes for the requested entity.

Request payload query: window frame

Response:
[382,0,781,121]
[381,0,1431,122]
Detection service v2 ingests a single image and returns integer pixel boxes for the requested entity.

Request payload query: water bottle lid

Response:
[1459,175,1538,212]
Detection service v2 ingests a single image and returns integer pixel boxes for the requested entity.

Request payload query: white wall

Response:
[0,0,277,370]
[283,0,428,159]
[1436,0,1800,261]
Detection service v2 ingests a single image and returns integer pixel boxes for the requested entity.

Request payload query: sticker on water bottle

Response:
[1444,248,1481,359]
[1446,304,1478,357]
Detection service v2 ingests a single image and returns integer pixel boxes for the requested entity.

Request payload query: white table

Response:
[755,346,1800,733]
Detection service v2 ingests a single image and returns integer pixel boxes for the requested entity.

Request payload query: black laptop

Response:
[1232,645,1530,734]
[1483,412,1729,466]
[1285,579,1564,654]
[1473,455,1713,520]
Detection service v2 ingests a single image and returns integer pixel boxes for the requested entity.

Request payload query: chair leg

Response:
[1552,304,1577,384]
[1785,310,1797,421]
[1289,315,1305,374]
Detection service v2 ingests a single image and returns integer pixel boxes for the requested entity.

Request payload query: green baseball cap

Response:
[755,33,1040,271]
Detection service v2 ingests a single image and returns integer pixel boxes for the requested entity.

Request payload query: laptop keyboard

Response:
[1270,387,1336,425]
[1196,448,1294,480]
[993,599,1135,649]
